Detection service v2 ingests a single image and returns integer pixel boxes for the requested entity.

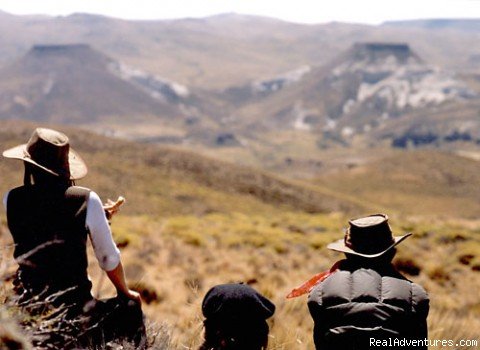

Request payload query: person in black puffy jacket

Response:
[308,214,429,350]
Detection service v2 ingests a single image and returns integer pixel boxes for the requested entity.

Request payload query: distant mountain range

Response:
[1,12,480,89]
[383,19,480,32]
[0,12,480,173]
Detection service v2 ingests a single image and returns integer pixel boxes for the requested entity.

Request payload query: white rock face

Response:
[334,44,476,115]
[342,99,356,114]
[43,75,55,95]
[323,118,337,131]
[252,65,311,93]
[333,54,418,77]
[292,102,315,131]
[341,126,355,137]
[13,95,30,107]
[293,101,316,131]
[108,61,190,100]
[355,63,473,110]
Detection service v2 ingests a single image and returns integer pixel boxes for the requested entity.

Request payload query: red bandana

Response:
[286,260,342,299]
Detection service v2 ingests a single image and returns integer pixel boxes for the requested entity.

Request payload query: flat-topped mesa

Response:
[351,43,421,64]
[31,44,92,54]
[26,44,110,66]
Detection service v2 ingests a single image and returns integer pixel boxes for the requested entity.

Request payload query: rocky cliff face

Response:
[320,43,479,144]
[219,42,480,149]
[330,43,475,118]
[108,61,191,104]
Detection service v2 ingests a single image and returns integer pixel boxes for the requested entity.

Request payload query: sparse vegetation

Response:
[3,210,479,349]
[314,149,480,218]
[1,123,479,349]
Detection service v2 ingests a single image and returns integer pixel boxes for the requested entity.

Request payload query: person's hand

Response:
[103,196,125,219]
[119,289,142,304]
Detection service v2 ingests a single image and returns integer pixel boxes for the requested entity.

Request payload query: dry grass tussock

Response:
[0,255,173,350]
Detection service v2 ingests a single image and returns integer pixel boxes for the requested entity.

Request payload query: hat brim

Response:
[3,144,88,180]
[327,233,412,258]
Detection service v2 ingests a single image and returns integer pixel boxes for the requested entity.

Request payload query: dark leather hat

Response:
[327,214,411,258]
[3,128,87,180]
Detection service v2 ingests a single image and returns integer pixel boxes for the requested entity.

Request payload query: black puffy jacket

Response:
[308,259,429,350]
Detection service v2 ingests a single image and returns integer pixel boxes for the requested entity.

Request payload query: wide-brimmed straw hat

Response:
[327,213,411,258]
[2,128,87,180]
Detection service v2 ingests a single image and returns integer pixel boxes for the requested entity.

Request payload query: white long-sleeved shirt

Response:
[3,190,121,271]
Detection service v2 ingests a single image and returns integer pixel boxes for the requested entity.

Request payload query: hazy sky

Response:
[0,0,479,24]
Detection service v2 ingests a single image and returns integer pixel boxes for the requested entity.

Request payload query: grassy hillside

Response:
[2,208,480,349]
[1,122,479,349]
[0,120,363,216]
[114,214,480,349]
[315,149,480,218]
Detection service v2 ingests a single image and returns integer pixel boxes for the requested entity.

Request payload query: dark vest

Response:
[7,185,93,306]
[308,260,429,350]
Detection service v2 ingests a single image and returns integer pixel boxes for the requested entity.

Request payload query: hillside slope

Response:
[0,121,361,216]
[0,44,191,125]
[314,150,480,218]
[225,42,477,136]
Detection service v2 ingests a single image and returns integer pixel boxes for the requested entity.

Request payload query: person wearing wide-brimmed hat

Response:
[2,128,146,348]
[307,214,429,350]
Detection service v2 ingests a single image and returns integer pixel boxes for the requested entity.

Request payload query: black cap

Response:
[202,283,275,322]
